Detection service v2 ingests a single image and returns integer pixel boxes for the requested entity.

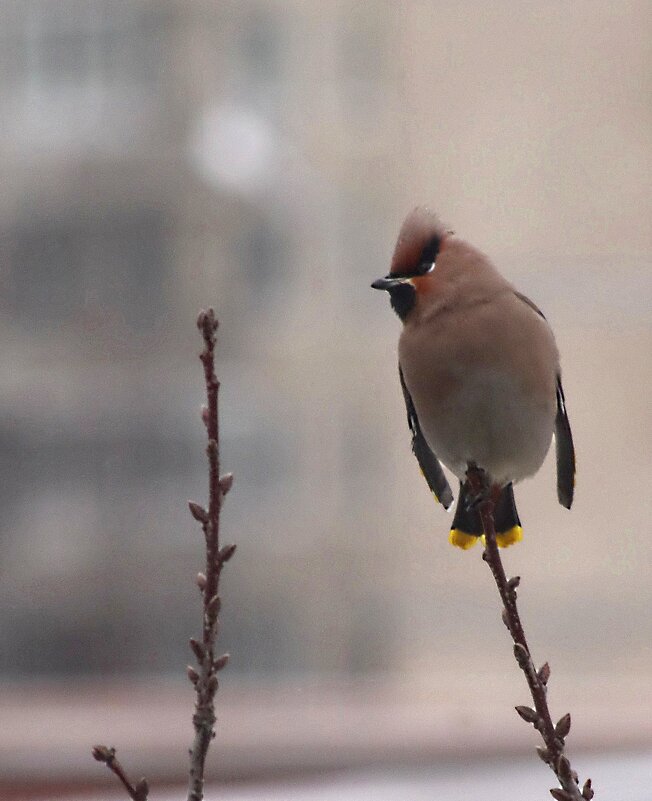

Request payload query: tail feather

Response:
[449,482,523,549]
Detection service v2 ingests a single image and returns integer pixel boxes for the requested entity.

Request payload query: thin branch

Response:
[91,309,234,801]
[466,467,594,801]
[91,746,149,801]
[187,308,235,801]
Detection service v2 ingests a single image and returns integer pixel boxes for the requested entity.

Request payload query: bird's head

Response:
[371,207,449,321]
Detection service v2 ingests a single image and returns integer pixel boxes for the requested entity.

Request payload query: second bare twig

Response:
[91,746,149,801]
[186,308,236,801]
[467,467,593,801]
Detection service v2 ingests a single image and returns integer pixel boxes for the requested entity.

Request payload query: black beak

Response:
[371,275,405,291]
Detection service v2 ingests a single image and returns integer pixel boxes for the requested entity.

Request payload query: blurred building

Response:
[0,0,405,679]
[0,0,649,694]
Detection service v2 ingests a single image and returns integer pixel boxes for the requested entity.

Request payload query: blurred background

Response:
[0,1,650,798]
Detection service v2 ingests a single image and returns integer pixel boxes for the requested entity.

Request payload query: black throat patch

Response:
[388,283,416,321]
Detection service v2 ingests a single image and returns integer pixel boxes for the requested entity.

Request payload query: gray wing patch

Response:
[399,366,454,509]
[555,376,575,509]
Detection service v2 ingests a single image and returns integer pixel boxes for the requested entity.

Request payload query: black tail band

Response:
[450,481,521,537]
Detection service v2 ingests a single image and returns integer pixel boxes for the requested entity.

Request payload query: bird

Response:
[371,207,575,549]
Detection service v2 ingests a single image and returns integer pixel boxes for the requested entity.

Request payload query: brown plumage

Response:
[390,207,448,275]
[372,207,575,548]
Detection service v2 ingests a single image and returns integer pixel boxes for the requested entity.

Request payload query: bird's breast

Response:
[398,304,558,485]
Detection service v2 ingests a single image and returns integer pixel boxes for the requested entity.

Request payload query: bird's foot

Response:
[464,463,490,509]
[464,463,504,510]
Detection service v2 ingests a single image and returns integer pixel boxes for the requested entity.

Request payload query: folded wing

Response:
[399,366,454,509]
[555,377,575,509]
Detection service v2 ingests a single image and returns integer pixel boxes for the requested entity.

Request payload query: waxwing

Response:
[372,207,575,549]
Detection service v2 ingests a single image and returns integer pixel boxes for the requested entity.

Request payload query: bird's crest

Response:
[390,207,447,276]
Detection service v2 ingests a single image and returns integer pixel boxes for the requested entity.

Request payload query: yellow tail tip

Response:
[499,525,523,547]
[480,526,524,548]
[450,526,524,550]
[449,529,480,550]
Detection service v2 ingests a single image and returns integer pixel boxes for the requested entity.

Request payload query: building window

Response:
[234,8,285,118]
[8,209,169,333]
[237,215,286,295]
[0,1,167,94]
[0,1,169,148]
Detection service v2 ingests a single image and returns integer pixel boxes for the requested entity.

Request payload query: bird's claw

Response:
[464,463,489,508]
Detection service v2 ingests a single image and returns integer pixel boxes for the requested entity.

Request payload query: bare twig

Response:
[187,308,235,801]
[91,309,234,801]
[466,467,593,801]
[91,746,149,801]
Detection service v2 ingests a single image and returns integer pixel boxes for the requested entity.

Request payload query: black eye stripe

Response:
[419,234,441,265]
[390,261,434,279]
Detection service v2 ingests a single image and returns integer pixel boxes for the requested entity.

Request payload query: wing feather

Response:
[399,366,454,509]
[555,377,575,509]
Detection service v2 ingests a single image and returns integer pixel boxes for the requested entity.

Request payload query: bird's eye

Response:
[417,261,435,275]
[418,234,440,268]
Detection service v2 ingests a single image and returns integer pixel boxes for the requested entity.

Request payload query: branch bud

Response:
[186,665,199,684]
[207,594,221,616]
[196,572,207,590]
[555,713,571,739]
[134,778,150,801]
[208,674,219,693]
[213,653,230,671]
[219,473,234,495]
[550,790,573,801]
[190,638,205,662]
[538,662,551,685]
[513,642,530,668]
[536,746,551,764]
[557,754,572,783]
[507,576,521,591]
[515,705,539,724]
[219,543,237,563]
[91,745,115,763]
[197,307,218,334]
[188,501,209,523]
[582,779,594,800]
